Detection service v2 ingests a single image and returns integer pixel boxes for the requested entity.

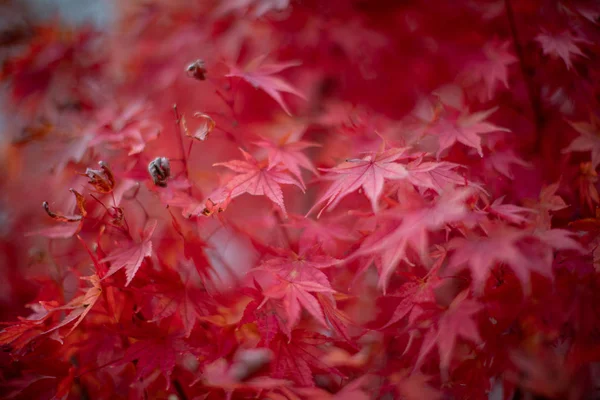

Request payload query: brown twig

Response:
[505,0,544,153]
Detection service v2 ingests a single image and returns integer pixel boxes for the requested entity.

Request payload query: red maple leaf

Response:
[462,40,517,101]
[269,330,340,387]
[254,133,320,187]
[355,188,473,291]
[226,55,305,116]
[42,274,103,338]
[259,264,335,331]
[241,281,292,343]
[119,328,191,387]
[430,106,510,158]
[535,30,589,70]
[382,254,444,329]
[562,117,600,170]
[486,149,531,179]
[308,147,410,217]
[487,196,535,225]
[415,291,483,376]
[445,222,535,293]
[101,219,157,286]
[138,262,207,338]
[214,148,304,217]
[405,159,484,194]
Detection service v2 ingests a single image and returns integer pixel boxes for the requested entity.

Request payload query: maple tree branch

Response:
[172,379,188,400]
[505,0,544,152]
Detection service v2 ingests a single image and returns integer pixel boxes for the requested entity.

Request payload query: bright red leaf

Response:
[308,147,410,217]
[214,148,304,216]
[101,219,157,286]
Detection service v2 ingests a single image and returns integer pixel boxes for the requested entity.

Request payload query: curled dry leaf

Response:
[42,188,87,223]
[182,112,216,141]
[84,161,115,194]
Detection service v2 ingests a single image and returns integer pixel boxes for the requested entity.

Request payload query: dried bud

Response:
[148,157,171,187]
[182,112,215,141]
[84,161,115,194]
[186,59,207,80]
[109,206,124,226]
[43,189,87,223]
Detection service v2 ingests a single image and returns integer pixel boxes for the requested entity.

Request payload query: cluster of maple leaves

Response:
[0,0,599,399]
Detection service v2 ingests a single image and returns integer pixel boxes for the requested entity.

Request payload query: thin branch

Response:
[505,0,544,152]
[172,104,192,190]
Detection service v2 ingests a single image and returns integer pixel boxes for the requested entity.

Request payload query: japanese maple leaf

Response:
[91,102,161,155]
[415,291,483,376]
[101,219,157,286]
[538,182,568,213]
[241,282,292,343]
[254,134,319,187]
[226,55,305,116]
[43,274,103,338]
[140,263,206,337]
[287,213,356,256]
[0,302,57,352]
[120,328,190,387]
[487,196,535,225]
[392,371,442,400]
[214,148,304,217]
[315,293,358,344]
[171,214,215,285]
[0,275,102,349]
[355,188,473,291]
[269,330,340,387]
[259,245,340,273]
[562,117,600,170]
[535,31,589,70]
[405,159,484,194]
[382,255,444,329]
[260,266,335,331]
[445,223,535,293]
[308,147,410,217]
[486,149,531,179]
[430,106,510,158]
[464,40,517,101]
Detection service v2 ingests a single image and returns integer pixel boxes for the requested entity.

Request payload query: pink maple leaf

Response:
[355,188,473,291]
[254,134,319,187]
[486,149,531,179]
[445,223,541,293]
[431,106,510,158]
[415,291,483,376]
[562,117,600,170]
[101,219,157,286]
[213,148,304,216]
[463,40,517,101]
[260,265,336,331]
[535,31,589,70]
[307,147,410,217]
[487,196,535,225]
[226,55,305,116]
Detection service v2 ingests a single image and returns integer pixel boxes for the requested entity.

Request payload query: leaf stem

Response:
[173,104,192,193]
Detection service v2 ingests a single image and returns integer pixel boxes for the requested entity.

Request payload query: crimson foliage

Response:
[0,1,599,399]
